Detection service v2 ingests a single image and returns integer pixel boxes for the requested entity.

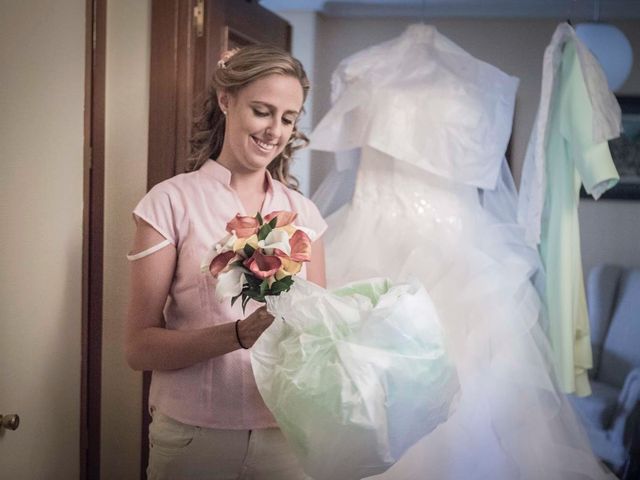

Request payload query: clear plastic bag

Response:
[251,277,459,480]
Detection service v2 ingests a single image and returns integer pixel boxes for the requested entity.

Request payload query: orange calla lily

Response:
[264,210,298,227]
[209,251,236,277]
[289,230,312,262]
[226,214,259,238]
[243,251,282,279]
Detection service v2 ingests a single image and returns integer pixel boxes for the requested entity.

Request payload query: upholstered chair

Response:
[569,264,640,478]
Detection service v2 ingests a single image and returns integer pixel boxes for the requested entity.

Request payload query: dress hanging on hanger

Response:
[518,22,621,397]
[310,23,616,479]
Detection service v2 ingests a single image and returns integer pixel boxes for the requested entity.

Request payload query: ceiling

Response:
[259,0,640,19]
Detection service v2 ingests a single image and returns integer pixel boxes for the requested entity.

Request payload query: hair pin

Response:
[217,48,240,70]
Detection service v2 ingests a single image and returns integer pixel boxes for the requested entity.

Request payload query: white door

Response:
[0,0,85,478]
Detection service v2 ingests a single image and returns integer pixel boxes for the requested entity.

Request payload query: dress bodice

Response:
[353,147,481,237]
[310,24,519,190]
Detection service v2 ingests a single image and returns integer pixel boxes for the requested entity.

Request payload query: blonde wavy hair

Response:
[187,44,310,190]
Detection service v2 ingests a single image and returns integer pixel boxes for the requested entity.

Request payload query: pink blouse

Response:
[131,159,327,429]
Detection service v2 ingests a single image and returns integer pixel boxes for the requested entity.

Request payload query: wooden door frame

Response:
[142,3,198,473]
[147,0,292,188]
[82,0,106,478]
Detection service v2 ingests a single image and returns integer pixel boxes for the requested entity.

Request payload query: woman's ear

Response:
[217,90,229,114]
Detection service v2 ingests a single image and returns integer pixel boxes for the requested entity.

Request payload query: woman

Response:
[125,45,326,479]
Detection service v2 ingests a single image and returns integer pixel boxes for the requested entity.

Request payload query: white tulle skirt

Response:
[319,152,616,480]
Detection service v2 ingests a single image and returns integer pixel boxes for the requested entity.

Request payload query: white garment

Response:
[517,22,622,246]
[310,24,616,479]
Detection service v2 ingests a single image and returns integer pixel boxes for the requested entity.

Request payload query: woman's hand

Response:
[236,306,275,349]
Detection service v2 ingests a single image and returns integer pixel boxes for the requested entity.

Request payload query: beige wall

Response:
[101,0,151,478]
[278,11,319,196]
[576,22,640,276]
[0,0,84,477]
[310,16,640,274]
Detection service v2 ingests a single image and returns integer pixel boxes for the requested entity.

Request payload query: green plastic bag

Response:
[251,277,459,480]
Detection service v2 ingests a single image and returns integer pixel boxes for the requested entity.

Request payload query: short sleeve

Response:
[304,199,328,241]
[287,190,328,241]
[559,41,619,199]
[132,182,180,246]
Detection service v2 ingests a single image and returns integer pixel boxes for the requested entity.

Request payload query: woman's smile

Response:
[250,135,278,153]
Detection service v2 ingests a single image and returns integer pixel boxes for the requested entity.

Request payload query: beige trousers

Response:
[147,411,311,480]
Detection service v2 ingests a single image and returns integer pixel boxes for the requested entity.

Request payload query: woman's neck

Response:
[216,156,267,196]
[230,168,267,195]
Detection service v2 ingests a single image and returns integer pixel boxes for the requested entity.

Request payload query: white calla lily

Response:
[259,229,291,256]
[217,232,238,253]
[200,232,238,273]
[215,267,245,302]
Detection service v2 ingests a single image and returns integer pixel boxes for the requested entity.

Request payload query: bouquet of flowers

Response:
[202,210,313,312]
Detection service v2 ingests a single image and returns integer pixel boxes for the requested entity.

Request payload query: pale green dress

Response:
[540,39,619,396]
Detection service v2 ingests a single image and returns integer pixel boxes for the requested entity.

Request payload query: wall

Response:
[101,0,151,478]
[578,20,640,275]
[0,0,84,477]
[309,16,640,274]
[277,11,319,197]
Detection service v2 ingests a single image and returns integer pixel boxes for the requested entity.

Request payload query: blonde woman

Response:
[126,45,326,479]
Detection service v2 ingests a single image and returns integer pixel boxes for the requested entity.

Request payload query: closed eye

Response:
[252,108,269,117]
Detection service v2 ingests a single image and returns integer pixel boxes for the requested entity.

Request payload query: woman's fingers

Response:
[239,306,275,348]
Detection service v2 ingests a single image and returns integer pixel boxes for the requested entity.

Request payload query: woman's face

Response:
[219,74,304,173]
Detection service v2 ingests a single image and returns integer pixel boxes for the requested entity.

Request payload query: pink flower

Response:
[226,214,259,238]
[264,210,298,228]
[243,251,282,280]
[209,251,237,277]
[217,48,240,69]
[289,230,312,262]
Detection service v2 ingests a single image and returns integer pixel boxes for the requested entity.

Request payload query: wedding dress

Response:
[309,24,616,479]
